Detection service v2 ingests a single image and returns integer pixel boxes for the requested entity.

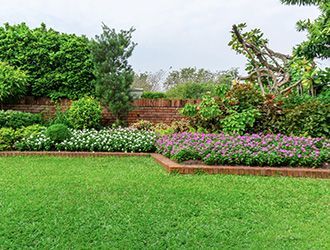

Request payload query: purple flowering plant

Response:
[156,132,329,168]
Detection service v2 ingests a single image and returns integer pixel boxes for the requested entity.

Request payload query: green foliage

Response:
[130,120,154,131]
[0,110,42,129]
[91,24,136,124]
[66,97,102,129]
[50,105,70,126]
[141,91,167,99]
[166,82,225,99]
[281,0,329,59]
[0,127,16,150]
[220,109,260,135]
[15,124,46,141]
[181,94,223,132]
[226,84,264,111]
[0,62,28,102]
[0,23,95,99]
[164,67,237,89]
[279,99,330,137]
[45,124,71,143]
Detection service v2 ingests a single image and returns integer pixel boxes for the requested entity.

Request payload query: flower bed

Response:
[16,128,156,153]
[156,133,329,168]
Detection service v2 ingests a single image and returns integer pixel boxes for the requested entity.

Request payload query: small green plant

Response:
[45,124,71,143]
[66,97,102,129]
[131,120,154,131]
[0,127,16,150]
[221,109,260,135]
[141,92,167,99]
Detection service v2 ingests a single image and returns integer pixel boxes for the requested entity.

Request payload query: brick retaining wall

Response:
[0,96,198,125]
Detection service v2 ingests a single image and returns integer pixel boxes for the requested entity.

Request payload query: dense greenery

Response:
[180,84,330,137]
[0,156,329,248]
[0,62,28,102]
[45,124,71,143]
[0,23,95,99]
[0,110,42,129]
[91,24,136,125]
[66,97,102,129]
[281,0,329,59]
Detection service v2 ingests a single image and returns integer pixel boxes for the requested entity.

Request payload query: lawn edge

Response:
[0,151,329,178]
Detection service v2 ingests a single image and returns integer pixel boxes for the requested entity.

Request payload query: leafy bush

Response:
[180,94,224,132]
[66,97,102,129]
[16,124,46,140]
[220,109,260,135]
[141,92,167,99]
[18,128,156,153]
[45,124,71,143]
[280,99,330,138]
[0,23,95,99]
[0,127,16,150]
[166,82,221,99]
[0,62,28,102]
[0,110,42,129]
[225,83,264,111]
[156,133,329,168]
[130,120,154,131]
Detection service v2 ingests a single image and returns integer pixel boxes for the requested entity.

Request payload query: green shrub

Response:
[0,110,42,129]
[220,109,260,135]
[45,124,71,143]
[0,23,95,99]
[0,62,28,102]
[280,99,330,138]
[130,120,154,131]
[50,105,70,126]
[16,124,46,141]
[166,82,220,99]
[0,127,16,150]
[67,97,102,129]
[141,91,167,99]
[225,83,264,111]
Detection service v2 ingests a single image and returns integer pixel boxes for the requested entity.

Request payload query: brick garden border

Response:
[0,151,329,179]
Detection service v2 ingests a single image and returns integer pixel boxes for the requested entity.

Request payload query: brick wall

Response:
[0,96,199,125]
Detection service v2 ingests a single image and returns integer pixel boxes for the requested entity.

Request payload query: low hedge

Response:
[0,110,42,129]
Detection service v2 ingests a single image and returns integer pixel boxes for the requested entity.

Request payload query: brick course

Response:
[0,96,198,125]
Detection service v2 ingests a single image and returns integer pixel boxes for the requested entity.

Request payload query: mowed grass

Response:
[0,157,329,249]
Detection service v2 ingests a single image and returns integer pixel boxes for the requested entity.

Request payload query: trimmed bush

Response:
[0,110,42,129]
[66,97,102,129]
[0,62,28,102]
[0,127,16,150]
[45,124,71,143]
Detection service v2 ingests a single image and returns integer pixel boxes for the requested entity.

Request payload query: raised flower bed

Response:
[156,133,329,168]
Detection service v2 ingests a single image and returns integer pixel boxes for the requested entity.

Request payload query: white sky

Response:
[0,0,324,73]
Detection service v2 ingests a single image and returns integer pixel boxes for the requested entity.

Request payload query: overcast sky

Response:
[0,0,324,74]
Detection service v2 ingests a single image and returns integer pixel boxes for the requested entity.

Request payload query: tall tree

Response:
[91,24,136,125]
[281,0,329,59]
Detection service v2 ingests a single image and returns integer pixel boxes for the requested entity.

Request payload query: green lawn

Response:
[0,156,329,249]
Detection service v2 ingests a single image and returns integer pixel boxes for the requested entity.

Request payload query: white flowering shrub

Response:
[16,128,157,152]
